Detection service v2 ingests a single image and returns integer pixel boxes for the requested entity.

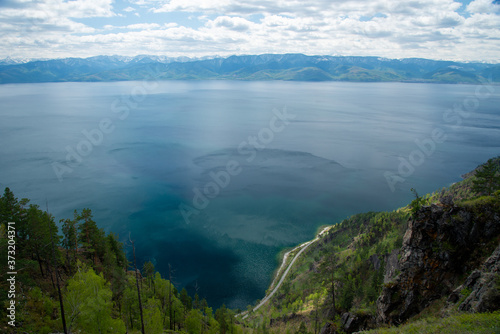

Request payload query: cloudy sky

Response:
[1,0,499,62]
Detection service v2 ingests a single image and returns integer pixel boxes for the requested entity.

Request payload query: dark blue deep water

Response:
[1,80,499,309]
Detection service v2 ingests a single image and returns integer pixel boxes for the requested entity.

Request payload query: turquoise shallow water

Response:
[0,80,499,308]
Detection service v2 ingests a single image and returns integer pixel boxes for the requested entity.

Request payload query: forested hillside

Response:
[0,191,246,333]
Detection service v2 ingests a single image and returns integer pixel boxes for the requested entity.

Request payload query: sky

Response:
[0,0,499,62]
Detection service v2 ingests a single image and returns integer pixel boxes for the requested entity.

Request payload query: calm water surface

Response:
[0,80,499,308]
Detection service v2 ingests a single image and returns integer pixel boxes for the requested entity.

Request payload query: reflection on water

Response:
[0,80,499,308]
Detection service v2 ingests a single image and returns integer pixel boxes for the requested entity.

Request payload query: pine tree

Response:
[472,158,500,196]
[24,205,60,278]
[76,208,104,265]
[180,287,192,312]
[142,261,156,290]
[0,187,19,224]
[318,252,339,319]
[61,217,78,271]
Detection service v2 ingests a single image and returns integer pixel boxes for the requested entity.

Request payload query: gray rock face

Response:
[340,312,374,333]
[369,254,381,271]
[448,244,500,313]
[319,322,335,334]
[383,249,400,284]
[376,202,500,325]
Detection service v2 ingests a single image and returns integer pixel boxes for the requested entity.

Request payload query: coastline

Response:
[238,225,335,319]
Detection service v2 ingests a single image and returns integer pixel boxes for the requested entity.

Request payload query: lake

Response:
[0,80,499,309]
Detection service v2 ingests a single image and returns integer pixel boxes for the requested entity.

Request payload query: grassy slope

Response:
[365,311,500,334]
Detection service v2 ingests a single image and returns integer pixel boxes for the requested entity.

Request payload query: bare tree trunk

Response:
[74,239,78,265]
[65,248,71,273]
[46,261,56,291]
[35,250,45,277]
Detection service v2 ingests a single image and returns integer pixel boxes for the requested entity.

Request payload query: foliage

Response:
[64,265,126,333]
[410,188,426,216]
[185,309,204,334]
[0,188,243,334]
[472,157,500,196]
[143,297,163,334]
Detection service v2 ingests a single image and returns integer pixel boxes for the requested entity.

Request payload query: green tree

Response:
[473,159,500,196]
[0,187,23,225]
[142,260,156,290]
[61,216,78,270]
[103,232,128,303]
[201,297,208,311]
[152,272,183,329]
[122,276,140,330]
[25,205,60,279]
[215,304,228,334]
[339,276,354,311]
[194,293,201,310]
[181,287,193,312]
[144,297,163,334]
[318,252,339,319]
[76,208,104,265]
[1,190,30,259]
[410,188,425,216]
[186,309,203,334]
[106,232,127,269]
[64,266,126,333]
[170,297,185,330]
[24,287,58,333]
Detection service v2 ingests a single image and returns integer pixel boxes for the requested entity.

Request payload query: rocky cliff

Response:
[377,197,500,325]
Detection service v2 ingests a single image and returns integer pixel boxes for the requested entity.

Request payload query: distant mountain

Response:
[0,54,498,84]
[0,56,49,66]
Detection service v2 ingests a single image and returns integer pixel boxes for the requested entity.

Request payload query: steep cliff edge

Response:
[377,197,500,325]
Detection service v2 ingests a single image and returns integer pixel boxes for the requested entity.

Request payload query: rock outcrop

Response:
[340,312,374,333]
[448,244,500,312]
[383,249,400,284]
[377,201,500,325]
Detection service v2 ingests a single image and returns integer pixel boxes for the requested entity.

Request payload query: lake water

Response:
[0,80,499,309]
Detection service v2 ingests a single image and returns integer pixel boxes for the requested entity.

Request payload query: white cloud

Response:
[126,23,161,30]
[127,0,154,6]
[0,0,499,62]
[206,16,254,32]
[0,0,115,35]
[467,0,500,13]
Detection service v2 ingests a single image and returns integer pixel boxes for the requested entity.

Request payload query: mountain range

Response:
[0,54,499,84]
